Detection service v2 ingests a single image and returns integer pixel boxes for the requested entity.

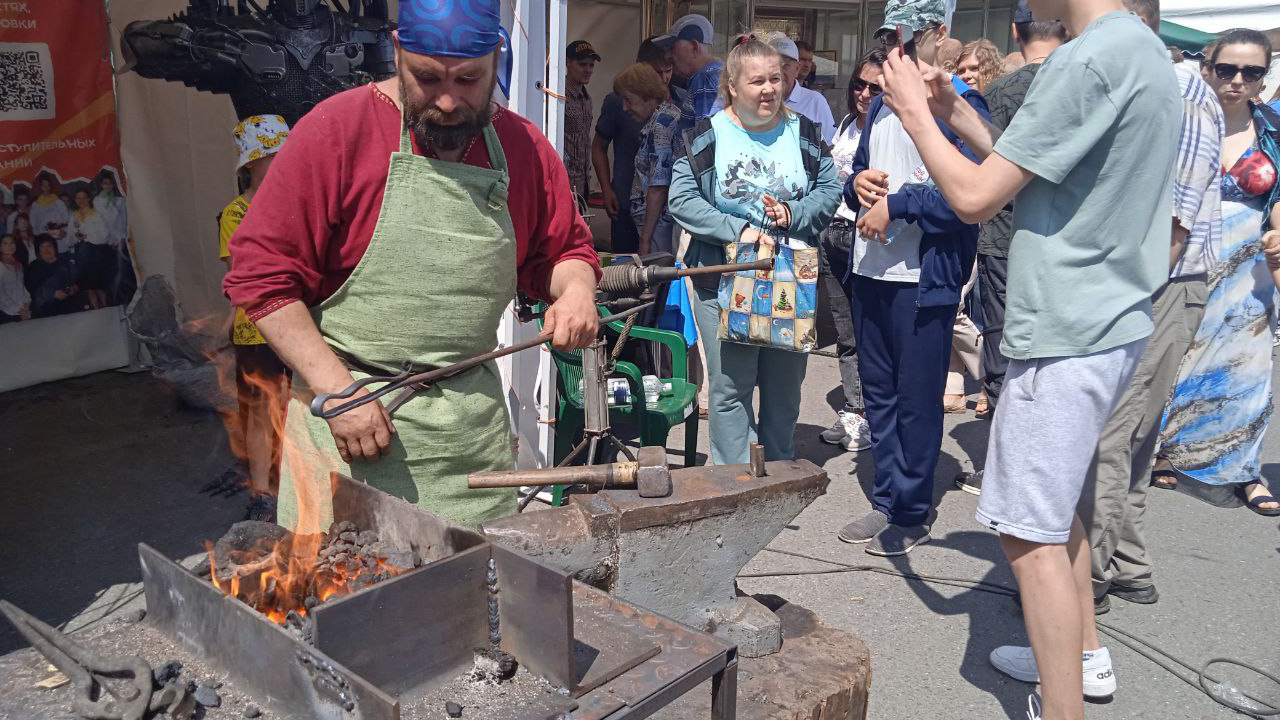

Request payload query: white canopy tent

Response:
[1162,1,1280,33]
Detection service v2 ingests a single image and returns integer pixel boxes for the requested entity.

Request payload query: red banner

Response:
[1,0,134,322]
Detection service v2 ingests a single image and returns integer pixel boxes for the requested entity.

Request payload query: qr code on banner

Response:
[0,43,56,122]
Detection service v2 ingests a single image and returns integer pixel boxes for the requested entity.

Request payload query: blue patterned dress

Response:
[1159,103,1280,500]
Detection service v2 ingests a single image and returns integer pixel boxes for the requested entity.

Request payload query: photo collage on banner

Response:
[0,1,136,325]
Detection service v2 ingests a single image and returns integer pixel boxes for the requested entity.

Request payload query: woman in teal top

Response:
[668,34,841,464]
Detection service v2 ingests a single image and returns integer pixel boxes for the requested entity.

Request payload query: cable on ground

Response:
[740,546,1280,718]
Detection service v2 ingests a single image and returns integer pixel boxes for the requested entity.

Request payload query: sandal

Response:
[943,394,967,414]
[974,392,991,418]
[1240,482,1280,516]
[1150,469,1178,490]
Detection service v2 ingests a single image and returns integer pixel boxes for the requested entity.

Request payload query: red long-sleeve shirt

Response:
[223,83,599,321]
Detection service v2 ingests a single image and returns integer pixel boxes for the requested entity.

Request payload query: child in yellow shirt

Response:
[219,115,291,522]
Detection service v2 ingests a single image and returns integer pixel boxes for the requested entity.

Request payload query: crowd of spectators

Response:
[558,2,1279,716]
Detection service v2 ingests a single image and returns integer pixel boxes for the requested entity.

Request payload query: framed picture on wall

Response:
[754,7,807,39]
[812,49,837,89]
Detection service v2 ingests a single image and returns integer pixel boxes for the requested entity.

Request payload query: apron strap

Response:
[399,111,413,154]
[398,109,509,211]
[480,123,510,211]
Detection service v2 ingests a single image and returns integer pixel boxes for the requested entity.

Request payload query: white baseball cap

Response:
[766,32,799,61]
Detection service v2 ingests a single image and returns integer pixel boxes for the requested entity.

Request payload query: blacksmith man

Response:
[223,0,601,529]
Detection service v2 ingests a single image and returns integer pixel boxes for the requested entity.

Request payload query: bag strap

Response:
[684,116,717,180]
[796,115,822,184]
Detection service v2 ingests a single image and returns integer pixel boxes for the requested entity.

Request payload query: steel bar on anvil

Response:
[311,545,491,697]
[138,544,399,720]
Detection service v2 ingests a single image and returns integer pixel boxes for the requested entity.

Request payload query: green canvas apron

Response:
[278,119,518,531]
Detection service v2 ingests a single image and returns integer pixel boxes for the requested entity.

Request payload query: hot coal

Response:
[205,518,424,634]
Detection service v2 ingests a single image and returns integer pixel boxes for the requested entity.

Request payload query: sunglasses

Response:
[1213,63,1267,83]
[851,78,883,95]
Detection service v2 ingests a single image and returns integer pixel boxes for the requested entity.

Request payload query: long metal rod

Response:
[311,302,655,419]
[676,259,771,277]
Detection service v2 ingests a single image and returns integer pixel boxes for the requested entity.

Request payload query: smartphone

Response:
[897,24,916,62]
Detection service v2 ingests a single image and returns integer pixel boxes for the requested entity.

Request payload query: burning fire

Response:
[206,527,413,626]
[197,312,399,625]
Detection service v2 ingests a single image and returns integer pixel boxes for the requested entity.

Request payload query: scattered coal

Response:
[446,700,464,717]
[195,683,222,708]
[244,706,262,718]
[153,660,183,685]
[471,647,517,682]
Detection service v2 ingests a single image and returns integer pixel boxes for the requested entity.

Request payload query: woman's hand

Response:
[854,170,890,209]
[1263,229,1280,270]
[763,194,792,228]
[739,226,775,246]
[856,198,892,244]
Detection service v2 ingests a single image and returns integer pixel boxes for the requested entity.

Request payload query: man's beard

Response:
[401,77,497,153]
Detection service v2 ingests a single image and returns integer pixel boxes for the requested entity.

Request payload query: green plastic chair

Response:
[539,305,700,503]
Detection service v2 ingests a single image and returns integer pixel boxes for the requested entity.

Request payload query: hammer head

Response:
[633,446,672,498]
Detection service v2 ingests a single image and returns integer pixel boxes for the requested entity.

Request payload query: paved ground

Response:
[1,357,1277,719]
[737,354,1280,720]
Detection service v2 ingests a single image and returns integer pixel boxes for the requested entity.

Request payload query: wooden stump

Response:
[665,596,872,720]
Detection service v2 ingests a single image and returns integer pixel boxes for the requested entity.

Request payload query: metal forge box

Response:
[139,472,737,720]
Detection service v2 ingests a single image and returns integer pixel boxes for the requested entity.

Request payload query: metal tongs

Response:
[0,600,155,720]
[310,302,656,420]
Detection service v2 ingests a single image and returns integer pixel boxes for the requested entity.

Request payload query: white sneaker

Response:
[840,412,872,451]
[989,646,1116,699]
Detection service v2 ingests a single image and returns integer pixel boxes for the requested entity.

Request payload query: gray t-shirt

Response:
[994,12,1181,361]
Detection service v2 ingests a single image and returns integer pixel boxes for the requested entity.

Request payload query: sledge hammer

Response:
[468,446,672,498]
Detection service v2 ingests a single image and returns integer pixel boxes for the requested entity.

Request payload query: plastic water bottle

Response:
[642,375,661,405]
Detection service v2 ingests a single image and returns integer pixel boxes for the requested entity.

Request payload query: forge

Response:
[135,472,738,720]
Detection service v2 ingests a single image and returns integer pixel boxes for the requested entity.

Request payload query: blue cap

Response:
[1013,0,1034,23]
[398,0,503,58]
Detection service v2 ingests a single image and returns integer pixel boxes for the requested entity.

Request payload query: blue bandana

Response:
[397,0,512,97]
[398,0,503,58]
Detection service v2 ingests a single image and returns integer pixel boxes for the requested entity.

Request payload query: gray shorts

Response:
[976,339,1145,544]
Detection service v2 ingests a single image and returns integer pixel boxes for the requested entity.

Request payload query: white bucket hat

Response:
[233,114,290,171]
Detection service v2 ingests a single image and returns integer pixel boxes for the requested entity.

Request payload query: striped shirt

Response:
[564,83,593,201]
[1170,61,1224,278]
[675,60,723,156]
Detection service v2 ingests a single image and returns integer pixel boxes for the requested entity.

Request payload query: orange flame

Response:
[198,313,343,624]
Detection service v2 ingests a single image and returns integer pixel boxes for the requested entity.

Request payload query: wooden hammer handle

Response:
[469,462,638,490]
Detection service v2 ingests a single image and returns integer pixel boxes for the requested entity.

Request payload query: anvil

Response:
[483,458,829,657]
